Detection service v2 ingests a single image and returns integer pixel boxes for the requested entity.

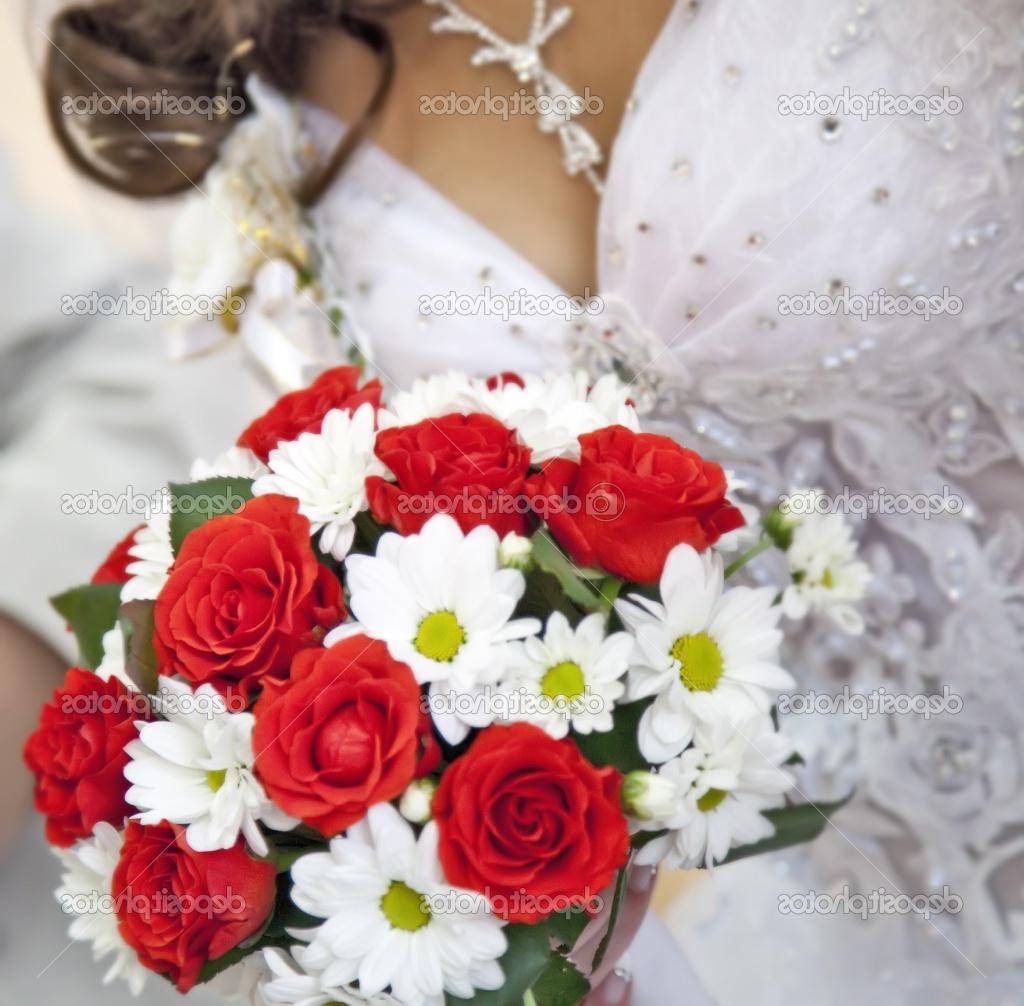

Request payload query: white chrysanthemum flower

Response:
[377,372,479,428]
[635,714,794,869]
[472,371,639,462]
[123,678,296,855]
[287,805,507,1006]
[54,822,149,995]
[779,494,870,635]
[189,446,268,481]
[253,404,387,560]
[501,612,631,738]
[261,948,402,1006]
[713,471,761,554]
[615,543,794,763]
[120,510,173,603]
[340,514,540,744]
[207,954,274,1006]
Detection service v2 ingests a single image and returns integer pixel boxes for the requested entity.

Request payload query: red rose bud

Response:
[112,820,276,993]
[238,365,382,462]
[434,723,630,924]
[91,525,144,584]
[526,425,744,583]
[23,668,152,847]
[153,494,344,703]
[366,412,533,537]
[254,634,439,836]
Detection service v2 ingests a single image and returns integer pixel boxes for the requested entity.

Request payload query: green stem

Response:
[723,536,774,579]
[522,992,539,1006]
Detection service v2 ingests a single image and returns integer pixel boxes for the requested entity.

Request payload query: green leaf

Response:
[446,924,553,1006]
[50,582,123,669]
[169,478,253,554]
[546,906,592,951]
[354,510,385,554]
[118,600,158,694]
[719,795,853,866]
[530,531,608,610]
[590,865,629,973]
[531,955,590,1006]
[572,700,651,774]
[630,828,668,851]
[517,567,581,624]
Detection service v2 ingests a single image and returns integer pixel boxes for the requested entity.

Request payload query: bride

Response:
[4,0,1023,1001]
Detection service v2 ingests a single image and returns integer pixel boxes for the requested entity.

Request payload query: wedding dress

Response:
[2,0,1022,1002]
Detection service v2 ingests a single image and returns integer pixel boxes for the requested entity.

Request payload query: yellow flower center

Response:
[414,611,465,662]
[821,568,834,589]
[541,661,586,703]
[670,632,724,692]
[206,769,227,792]
[697,788,728,813]
[380,881,431,932]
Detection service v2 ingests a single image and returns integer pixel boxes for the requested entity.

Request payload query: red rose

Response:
[254,634,439,836]
[485,372,525,390]
[23,668,151,847]
[91,525,144,584]
[433,723,629,924]
[526,425,744,583]
[238,365,382,462]
[366,412,533,536]
[154,494,344,702]
[112,820,276,992]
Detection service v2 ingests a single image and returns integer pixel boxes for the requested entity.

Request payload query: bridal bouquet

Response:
[25,366,858,1005]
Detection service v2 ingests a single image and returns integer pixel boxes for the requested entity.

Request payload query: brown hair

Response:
[43,0,403,204]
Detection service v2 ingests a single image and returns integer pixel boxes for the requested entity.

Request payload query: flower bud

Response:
[622,770,679,823]
[399,777,438,824]
[498,532,534,572]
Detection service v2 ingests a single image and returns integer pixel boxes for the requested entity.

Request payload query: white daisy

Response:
[341,514,540,744]
[253,404,387,560]
[54,822,149,995]
[261,947,401,1006]
[287,804,507,1006]
[123,678,296,855]
[472,371,639,462]
[377,372,479,428]
[120,510,173,603]
[501,612,632,738]
[190,446,269,481]
[615,543,794,763]
[634,713,794,869]
[778,492,870,635]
